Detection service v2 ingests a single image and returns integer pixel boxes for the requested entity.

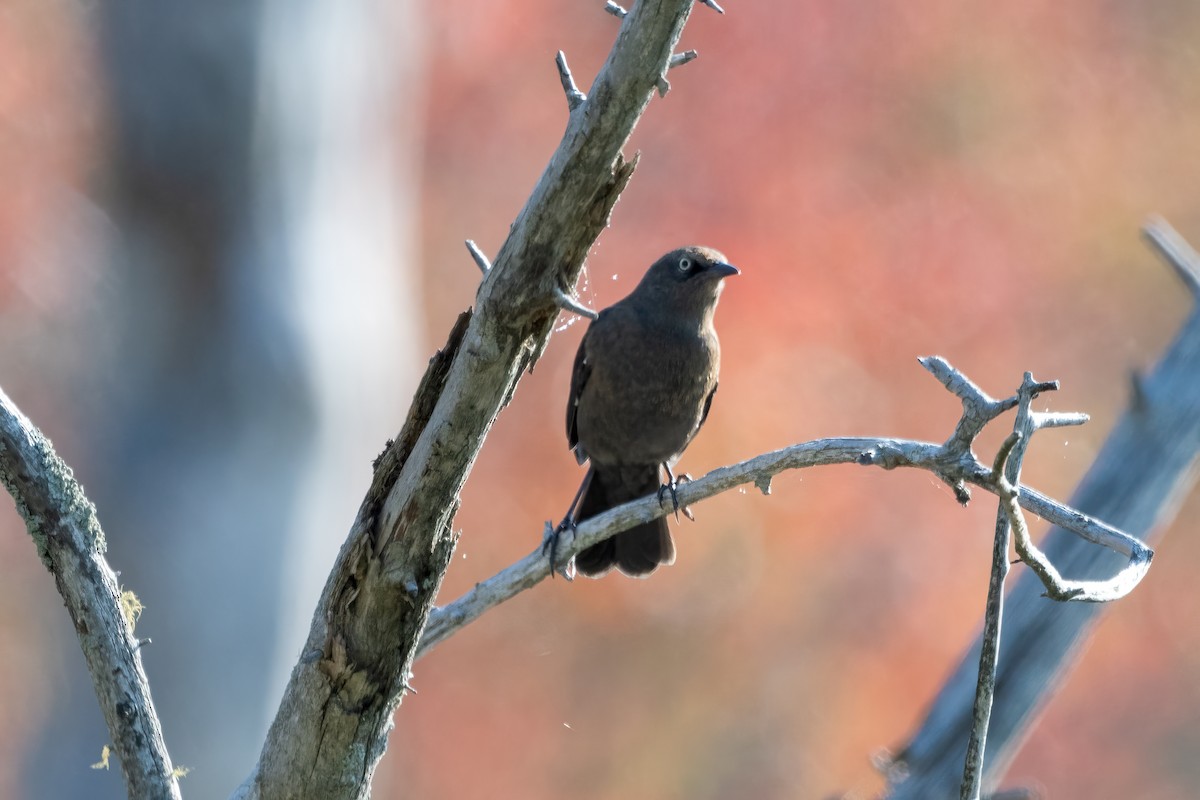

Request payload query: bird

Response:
[553,245,738,578]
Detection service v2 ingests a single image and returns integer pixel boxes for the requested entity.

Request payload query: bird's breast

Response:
[574,324,719,465]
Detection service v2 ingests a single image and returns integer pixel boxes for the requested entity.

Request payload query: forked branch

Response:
[417,359,1152,659]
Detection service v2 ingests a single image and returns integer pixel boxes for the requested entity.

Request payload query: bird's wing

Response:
[566,324,594,461]
[699,382,717,431]
[680,381,718,452]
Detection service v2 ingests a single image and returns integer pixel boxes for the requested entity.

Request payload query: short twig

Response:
[1142,215,1200,299]
[465,239,491,274]
[604,1,628,19]
[555,51,587,112]
[553,287,599,321]
[669,50,699,69]
[698,0,726,13]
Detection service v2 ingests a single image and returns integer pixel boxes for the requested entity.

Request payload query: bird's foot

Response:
[657,473,696,521]
[542,519,577,581]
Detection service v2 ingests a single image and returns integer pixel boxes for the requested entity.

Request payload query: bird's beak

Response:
[708,261,740,278]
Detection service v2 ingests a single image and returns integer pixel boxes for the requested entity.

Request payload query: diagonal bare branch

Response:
[239,4,709,798]
[1142,214,1200,298]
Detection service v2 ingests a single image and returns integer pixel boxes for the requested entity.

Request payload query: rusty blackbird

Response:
[555,246,738,578]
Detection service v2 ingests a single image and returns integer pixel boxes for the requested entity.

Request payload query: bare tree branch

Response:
[464,239,491,274]
[888,219,1200,799]
[0,388,181,800]
[669,49,699,68]
[555,51,587,112]
[11,0,1174,795]
[553,286,599,320]
[417,360,1151,659]
[961,370,1082,800]
[960,431,1020,800]
[605,2,628,20]
[238,3,706,798]
[1143,214,1200,297]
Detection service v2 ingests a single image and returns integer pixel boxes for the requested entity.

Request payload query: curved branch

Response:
[418,362,1152,659]
[0,388,181,800]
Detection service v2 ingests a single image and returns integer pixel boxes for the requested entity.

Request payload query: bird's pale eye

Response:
[677,257,692,273]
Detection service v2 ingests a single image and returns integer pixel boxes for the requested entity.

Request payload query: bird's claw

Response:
[542,519,577,581]
[657,473,695,521]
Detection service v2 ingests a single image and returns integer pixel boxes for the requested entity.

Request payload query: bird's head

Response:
[633,246,739,323]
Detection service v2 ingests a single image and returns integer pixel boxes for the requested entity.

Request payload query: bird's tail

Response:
[574,465,675,578]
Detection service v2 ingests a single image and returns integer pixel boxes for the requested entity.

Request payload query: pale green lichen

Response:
[120,589,145,630]
[1,424,108,568]
[90,744,111,770]
[31,428,107,555]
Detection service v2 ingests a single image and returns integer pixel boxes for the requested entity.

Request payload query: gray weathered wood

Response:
[236,3,699,799]
[417,360,1149,659]
[887,230,1200,799]
[0,389,181,800]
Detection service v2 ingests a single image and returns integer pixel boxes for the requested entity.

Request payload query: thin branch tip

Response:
[553,287,599,320]
[1036,411,1089,429]
[464,239,491,274]
[669,50,699,69]
[699,0,726,13]
[555,51,587,112]
[604,1,628,18]
[1027,378,1060,396]
[1142,214,1200,298]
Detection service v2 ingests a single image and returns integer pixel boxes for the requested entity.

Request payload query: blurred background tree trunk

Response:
[23,1,423,796]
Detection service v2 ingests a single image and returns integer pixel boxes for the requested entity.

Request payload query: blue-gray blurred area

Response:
[23,0,423,797]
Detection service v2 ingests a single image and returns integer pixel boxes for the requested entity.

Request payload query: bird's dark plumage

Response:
[561,246,737,578]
